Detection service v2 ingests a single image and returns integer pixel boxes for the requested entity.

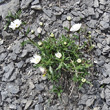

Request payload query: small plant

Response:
[5,13,94,97]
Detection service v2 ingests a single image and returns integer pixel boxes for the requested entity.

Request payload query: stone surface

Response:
[21,0,33,9]
[2,62,14,81]
[1,0,19,19]
[31,5,42,10]
[35,104,43,110]
[6,83,19,94]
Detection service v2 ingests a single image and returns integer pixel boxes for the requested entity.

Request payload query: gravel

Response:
[0,0,110,109]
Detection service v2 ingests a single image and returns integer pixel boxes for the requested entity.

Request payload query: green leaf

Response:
[64,27,69,31]
[56,62,62,70]
[21,40,30,46]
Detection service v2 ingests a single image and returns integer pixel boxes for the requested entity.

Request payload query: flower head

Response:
[64,42,67,45]
[31,30,35,34]
[38,41,42,46]
[30,54,41,64]
[55,52,62,58]
[50,33,54,38]
[70,23,82,32]
[9,19,22,30]
[77,59,81,63]
[81,78,86,82]
[39,22,43,26]
[67,16,72,21]
[37,27,42,34]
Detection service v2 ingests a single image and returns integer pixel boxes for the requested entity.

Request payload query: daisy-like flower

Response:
[50,33,54,37]
[31,30,35,34]
[9,19,22,30]
[64,42,67,45]
[67,16,72,21]
[70,23,82,32]
[37,27,42,34]
[77,59,81,63]
[30,54,41,64]
[38,41,42,46]
[81,78,86,82]
[55,52,62,58]
[39,22,43,26]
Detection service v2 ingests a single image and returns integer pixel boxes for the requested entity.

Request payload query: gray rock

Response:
[103,63,110,77]
[0,52,7,62]
[100,21,109,30]
[106,37,110,45]
[15,61,24,69]
[99,0,106,5]
[95,49,101,56]
[0,46,5,53]
[94,0,99,7]
[63,21,69,29]
[100,89,105,99]
[97,60,105,66]
[97,43,102,49]
[103,13,109,22]
[78,94,88,105]
[87,20,97,28]
[0,39,4,45]
[35,84,44,92]
[24,100,33,110]
[93,107,100,110]
[21,0,33,9]
[1,0,19,19]
[100,77,110,85]
[1,91,8,101]
[6,83,19,94]
[31,5,42,10]
[88,7,95,15]
[86,96,95,107]
[31,0,39,5]
[35,104,43,110]
[62,93,69,105]
[9,104,16,109]
[105,87,110,106]
[52,6,63,16]
[38,95,44,103]
[9,52,17,60]
[43,8,52,18]
[2,62,14,81]
[102,103,109,110]
[102,46,110,55]
[9,68,18,81]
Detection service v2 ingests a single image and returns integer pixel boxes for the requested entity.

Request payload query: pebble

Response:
[6,83,19,94]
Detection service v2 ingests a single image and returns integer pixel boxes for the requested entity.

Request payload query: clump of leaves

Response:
[33,34,92,96]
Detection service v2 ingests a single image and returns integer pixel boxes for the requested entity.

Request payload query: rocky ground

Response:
[0,0,110,110]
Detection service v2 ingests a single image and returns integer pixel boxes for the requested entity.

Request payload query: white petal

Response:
[70,23,82,32]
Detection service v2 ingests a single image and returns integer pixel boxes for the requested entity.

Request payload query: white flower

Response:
[39,67,45,73]
[38,41,42,46]
[37,27,42,34]
[30,54,41,64]
[9,19,22,30]
[64,42,67,45]
[55,52,62,58]
[31,30,35,34]
[77,59,81,63]
[39,22,43,26]
[67,16,71,21]
[70,23,82,32]
[81,78,86,82]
